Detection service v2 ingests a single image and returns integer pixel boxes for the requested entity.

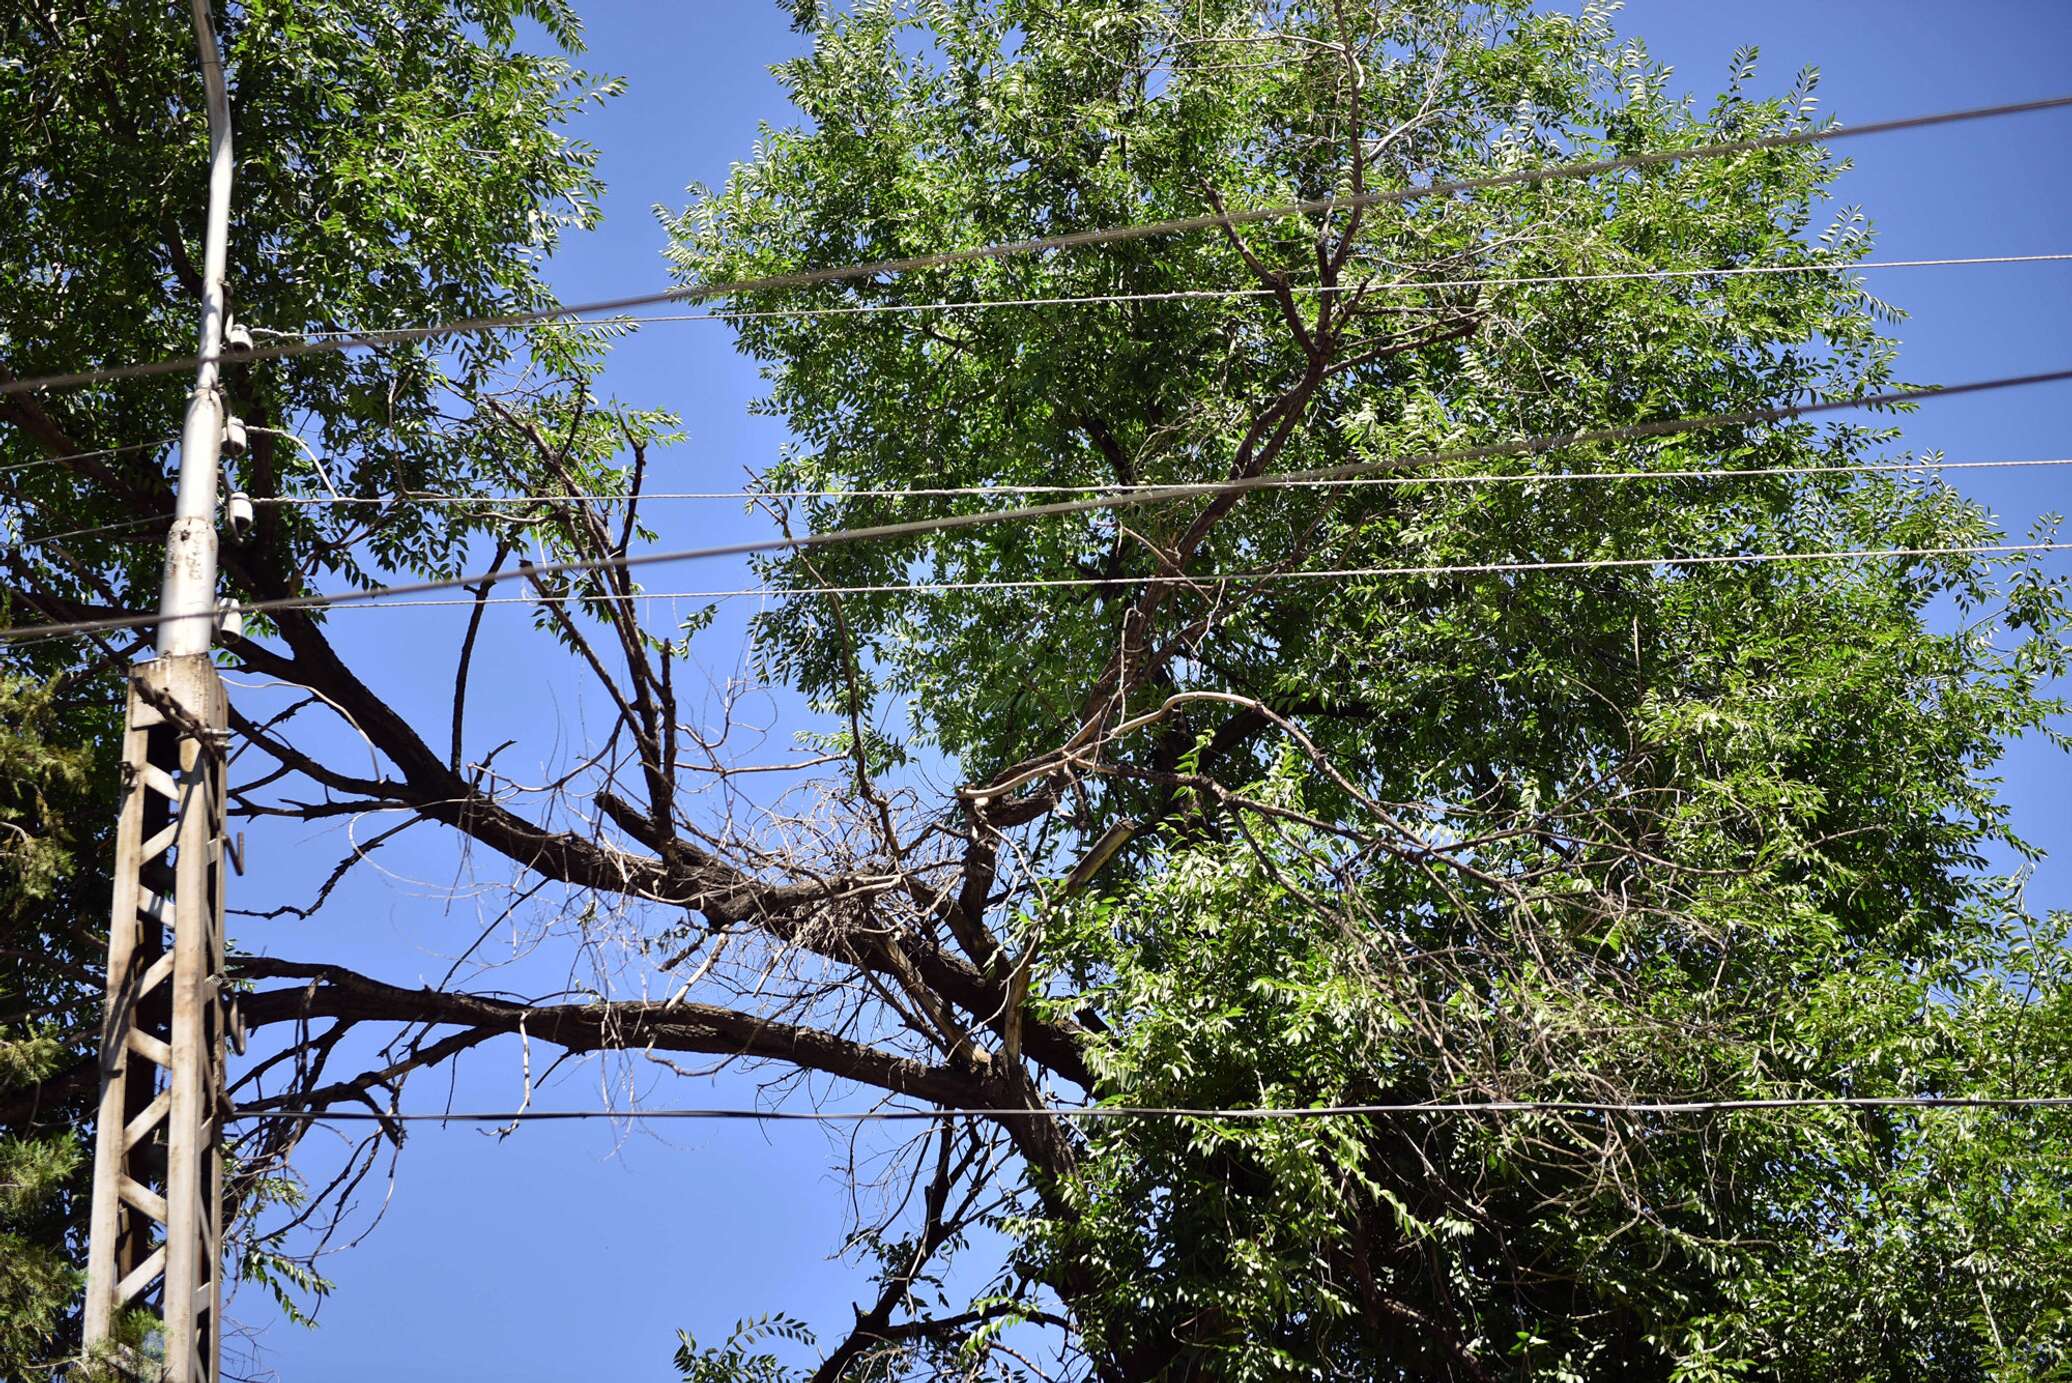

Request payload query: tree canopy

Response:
[4,0,2071,1379]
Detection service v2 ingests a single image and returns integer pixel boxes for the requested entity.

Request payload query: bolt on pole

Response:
[82,3,237,1379]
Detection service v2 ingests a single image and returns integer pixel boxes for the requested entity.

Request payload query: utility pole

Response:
[83,3,238,1379]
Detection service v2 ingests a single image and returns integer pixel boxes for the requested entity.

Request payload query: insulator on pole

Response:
[225,490,254,542]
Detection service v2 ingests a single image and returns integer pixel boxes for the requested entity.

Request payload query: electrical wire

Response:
[5,93,2069,399]
[312,542,2071,610]
[271,251,2051,334]
[0,436,176,479]
[1,512,170,552]
[229,1093,2072,1125]
[5,365,2069,643]
[249,454,2072,508]
[0,437,177,549]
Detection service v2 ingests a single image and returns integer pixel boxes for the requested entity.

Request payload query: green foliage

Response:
[1,0,655,1351]
[674,1314,817,1383]
[1032,779,2072,1376]
[237,1227,336,1331]
[67,1309,167,1383]
[0,673,108,1378]
[668,0,1905,783]
[0,1033,86,1378]
[0,0,670,633]
[7,0,2069,1375]
[669,0,2072,1375]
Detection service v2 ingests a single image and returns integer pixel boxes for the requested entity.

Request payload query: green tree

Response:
[4,1,2070,1379]
[0,674,115,1376]
[654,0,2072,1376]
[0,0,651,1351]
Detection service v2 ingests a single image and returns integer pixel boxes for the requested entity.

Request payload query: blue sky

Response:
[229,3,2072,1378]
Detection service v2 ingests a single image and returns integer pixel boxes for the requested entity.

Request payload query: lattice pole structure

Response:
[83,4,238,1370]
[83,658,231,1381]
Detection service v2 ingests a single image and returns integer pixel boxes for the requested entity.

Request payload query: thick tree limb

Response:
[233,956,997,1115]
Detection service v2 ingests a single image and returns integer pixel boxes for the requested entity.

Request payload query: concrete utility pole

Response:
[82,3,239,1378]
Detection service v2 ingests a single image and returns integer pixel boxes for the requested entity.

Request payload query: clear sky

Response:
[229,3,2072,1378]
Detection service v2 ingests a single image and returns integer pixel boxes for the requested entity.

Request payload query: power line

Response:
[318,541,2072,610]
[0,436,176,479]
[2,513,170,552]
[229,1093,2072,1125]
[5,93,2069,400]
[273,252,2072,335]
[251,454,2072,508]
[5,365,2069,644]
